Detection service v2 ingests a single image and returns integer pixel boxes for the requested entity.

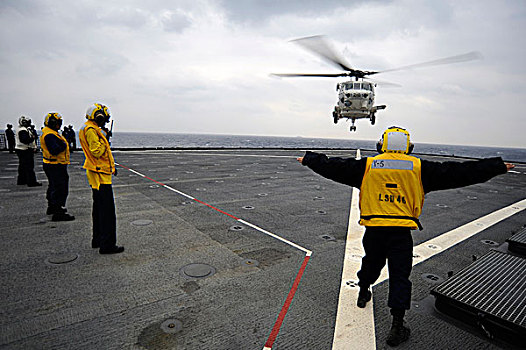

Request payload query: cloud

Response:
[0,0,525,148]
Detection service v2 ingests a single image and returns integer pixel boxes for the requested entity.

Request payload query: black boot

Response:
[386,315,410,347]
[52,212,75,221]
[357,287,372,308]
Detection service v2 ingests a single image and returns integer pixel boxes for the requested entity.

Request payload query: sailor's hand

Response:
[505,163,515,171]
[296,157,304,164]
[114,168,118,176]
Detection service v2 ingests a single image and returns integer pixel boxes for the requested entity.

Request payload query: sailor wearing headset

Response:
[40,112,75,221]
[79,103,124,255]
[297,126,514,346]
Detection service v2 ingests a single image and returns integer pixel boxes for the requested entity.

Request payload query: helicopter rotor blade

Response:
[270,73,349,78]
[378,51,483,74]
[290,35,355,72]
[365,78,402,88]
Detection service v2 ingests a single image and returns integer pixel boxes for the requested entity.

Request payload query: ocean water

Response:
[109,132,526,163]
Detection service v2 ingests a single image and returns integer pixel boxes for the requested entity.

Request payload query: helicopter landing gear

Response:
[350,119,357,132]
[370,113,376,125]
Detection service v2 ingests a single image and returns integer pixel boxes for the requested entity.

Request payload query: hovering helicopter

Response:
[272,35,482,132]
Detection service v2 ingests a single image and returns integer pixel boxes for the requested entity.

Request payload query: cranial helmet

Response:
[44,112,63,130]
[376,126,414,154]
[19,116,31,127]
[86,103,111,126]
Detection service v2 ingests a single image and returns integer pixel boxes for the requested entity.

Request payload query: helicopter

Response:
[272,35,482,132]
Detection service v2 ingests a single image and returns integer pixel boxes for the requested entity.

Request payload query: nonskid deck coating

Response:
[1,149,525,350]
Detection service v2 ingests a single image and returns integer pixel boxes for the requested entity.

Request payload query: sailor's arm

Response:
[421,157,512,193]
[297,151,366,188]
[44,134,67,155]
[85,128,107,158]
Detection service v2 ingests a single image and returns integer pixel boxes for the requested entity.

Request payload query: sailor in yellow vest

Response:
[40,112,75,221]
[79,103,124,255]
[298,126,514,347]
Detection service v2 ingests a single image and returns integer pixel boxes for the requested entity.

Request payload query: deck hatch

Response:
[507,227,526,255]
[431,250,526,343]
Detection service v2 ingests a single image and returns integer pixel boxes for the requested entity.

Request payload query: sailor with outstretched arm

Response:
[297,126,514,347]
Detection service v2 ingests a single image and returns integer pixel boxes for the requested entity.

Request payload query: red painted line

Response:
[193,198,240,220]
[117,162,310,349]
[264,254,311,349]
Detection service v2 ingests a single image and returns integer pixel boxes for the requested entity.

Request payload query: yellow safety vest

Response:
[79,121,115,174]
[359,153,424,230]
[40,127,70,164]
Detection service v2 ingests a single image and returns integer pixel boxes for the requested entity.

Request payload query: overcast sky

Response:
[1,0,525,148]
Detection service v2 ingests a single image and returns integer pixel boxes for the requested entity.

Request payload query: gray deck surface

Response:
[1,149,525,350]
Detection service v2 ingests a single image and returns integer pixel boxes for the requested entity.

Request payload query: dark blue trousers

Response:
[92,184,117,250]
[357,227,413,312]
[43,163,69,209]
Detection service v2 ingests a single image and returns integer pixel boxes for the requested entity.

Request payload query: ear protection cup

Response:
[376,140,383,153]
[407,143,414,155]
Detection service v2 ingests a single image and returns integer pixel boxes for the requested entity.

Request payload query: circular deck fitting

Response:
[257,193,268,197]
[46,253,79,265]
[181,201,191,205]
[242,259,259,267]
[481,239,499,246]
[489,190,499,193]
[242,205,255,210]
[149,185,160,189]
[185,171,194,174]
[160,319,183,334]
[436,204,449,208]
[132,219,153,226]
[168,178,179,181]
[195,188,206,191]
[128,174,135,177]
[0,176,14,179]
[421,273,444,283]
[316,210,327,215]
[270,176,278,179]
[319,234,335,241]
[229,225,244,231]
[180,263,216,279]
[0,189,10,193]
[467,196,478,200]
[260,182,269,185]
[313,196,325,200]
[215,180,224,183]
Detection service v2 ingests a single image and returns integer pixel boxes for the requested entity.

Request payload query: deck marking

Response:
[263,254,311,350]
[116,162,311,350]
[333,149,377,350]
[238,219,312,255]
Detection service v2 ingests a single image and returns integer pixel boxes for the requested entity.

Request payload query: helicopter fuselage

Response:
[333,80,386,131]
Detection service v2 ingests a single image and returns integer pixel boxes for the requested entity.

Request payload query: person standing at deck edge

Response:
[297,126,515,347]
[79,103,124,255]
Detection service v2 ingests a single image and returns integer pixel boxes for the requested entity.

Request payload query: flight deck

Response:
[1,149,525,349]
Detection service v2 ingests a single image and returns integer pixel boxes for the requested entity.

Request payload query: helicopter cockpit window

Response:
[363,83,371,91]
[344,83,353,90]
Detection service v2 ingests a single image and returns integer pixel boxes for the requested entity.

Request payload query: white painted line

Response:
[238,219,312,255]
[333,149,376,350]
[371,198,526,284]
[163,185,195,200]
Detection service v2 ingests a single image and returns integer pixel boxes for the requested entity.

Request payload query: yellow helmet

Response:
[376,126,414,154]
[44,112,63,129]
[86,103,111,124]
